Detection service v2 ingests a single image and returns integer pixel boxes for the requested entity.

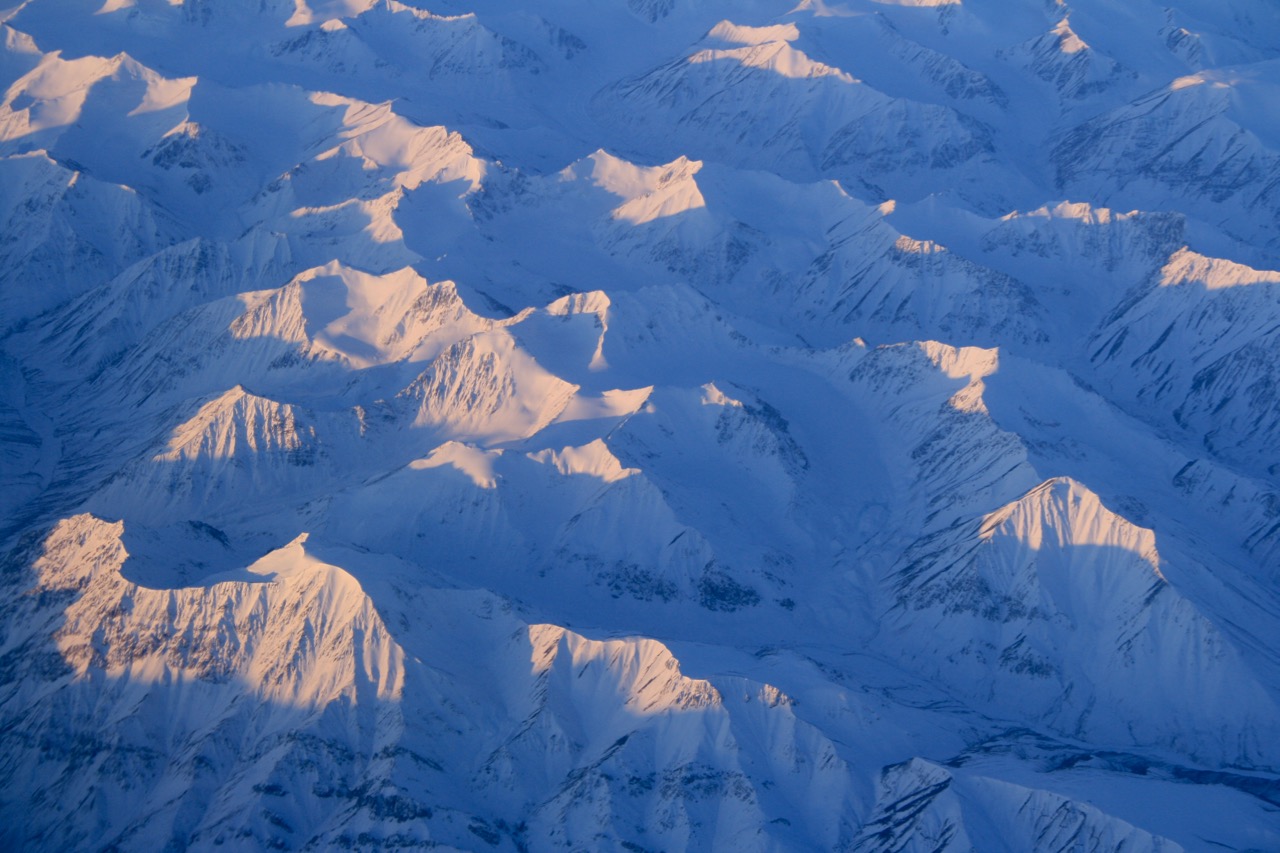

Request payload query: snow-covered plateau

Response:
[2,0,1280,850]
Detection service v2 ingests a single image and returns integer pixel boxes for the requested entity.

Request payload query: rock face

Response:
[2,0,1280,850]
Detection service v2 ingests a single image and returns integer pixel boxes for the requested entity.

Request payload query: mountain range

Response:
[2,0,1280,849]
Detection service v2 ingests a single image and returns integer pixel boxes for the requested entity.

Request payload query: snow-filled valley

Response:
[1,0,1280,849]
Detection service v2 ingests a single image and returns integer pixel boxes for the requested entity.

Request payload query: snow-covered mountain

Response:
[2,0,1279,850]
